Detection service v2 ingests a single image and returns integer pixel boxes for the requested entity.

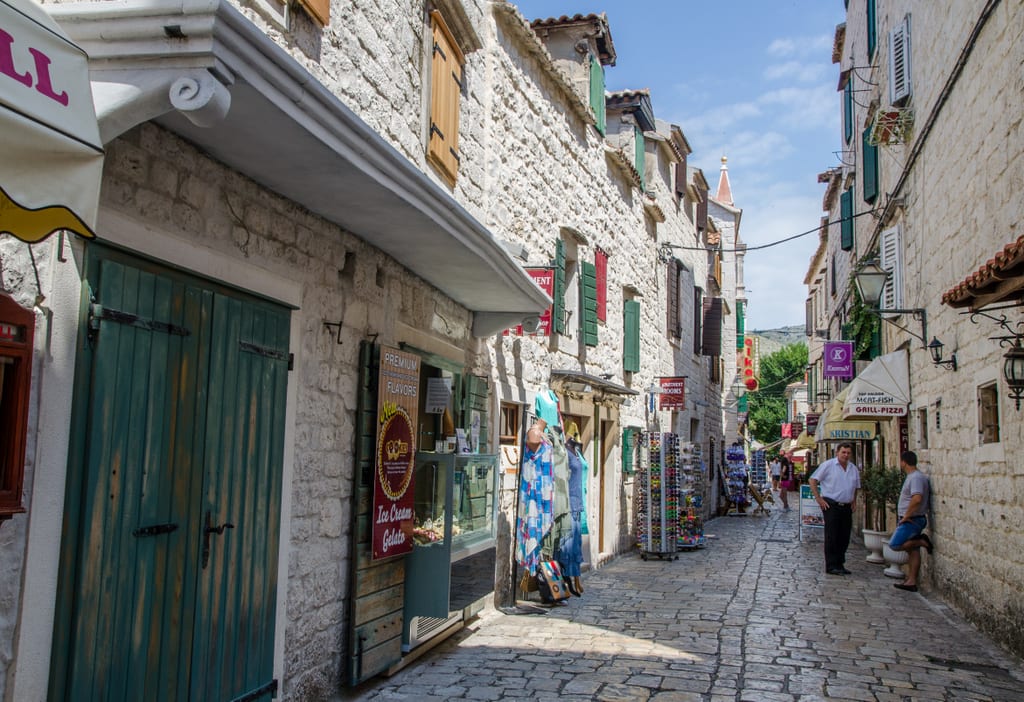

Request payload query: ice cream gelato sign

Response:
[372,347,420,560]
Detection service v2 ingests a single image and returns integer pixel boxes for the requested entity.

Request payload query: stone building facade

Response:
[0,1,743,699]
[809,0,1024,657]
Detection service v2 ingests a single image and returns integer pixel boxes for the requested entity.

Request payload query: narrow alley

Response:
[347,510,1024,701]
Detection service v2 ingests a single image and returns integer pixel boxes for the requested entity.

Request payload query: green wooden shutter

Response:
[862,126,878,203]
[867,0,877,59]
[589,54,606,135]
[623,299,640,372]
[621,427,640,475]
[580,260,598,347]
[844,78,853,144]
[552,239,566,335]
[462,374,491,452]
[869,325,882,359]
[840,187,854,251]
[634,126,646,191]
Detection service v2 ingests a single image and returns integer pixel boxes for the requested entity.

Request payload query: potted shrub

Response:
[860,464,903,563]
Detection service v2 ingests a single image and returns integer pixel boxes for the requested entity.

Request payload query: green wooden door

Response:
[52,247,289,702]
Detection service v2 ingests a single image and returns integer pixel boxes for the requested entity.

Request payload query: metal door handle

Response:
[202,510,234,569]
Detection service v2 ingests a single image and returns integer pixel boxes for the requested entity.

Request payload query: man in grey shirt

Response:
[889,451,933,592]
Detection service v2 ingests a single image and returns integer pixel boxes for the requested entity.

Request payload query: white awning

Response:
[842,350,911,418]
[815,388,877,441]
[0,0,103,242]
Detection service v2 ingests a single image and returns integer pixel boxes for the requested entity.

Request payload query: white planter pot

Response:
[882,539,909,578]
[863,529,889,564]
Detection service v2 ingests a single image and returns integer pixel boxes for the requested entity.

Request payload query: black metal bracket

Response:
[967,308,1024,348]
[323,321,344,345]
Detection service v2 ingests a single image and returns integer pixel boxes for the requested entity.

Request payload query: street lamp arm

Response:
[866,307,927,347]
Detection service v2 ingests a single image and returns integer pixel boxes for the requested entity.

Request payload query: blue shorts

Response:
[889,515,927,549]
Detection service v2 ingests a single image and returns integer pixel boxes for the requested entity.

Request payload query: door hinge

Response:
[288,352,294,371]
[238,340,289,364]
[89,303,191,337]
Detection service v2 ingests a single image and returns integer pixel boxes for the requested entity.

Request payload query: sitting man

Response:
[889,450,933,592]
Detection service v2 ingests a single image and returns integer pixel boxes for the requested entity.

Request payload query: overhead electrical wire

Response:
[663,208,880,254]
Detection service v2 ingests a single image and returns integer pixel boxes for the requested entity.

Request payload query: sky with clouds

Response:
[513,0,847,331]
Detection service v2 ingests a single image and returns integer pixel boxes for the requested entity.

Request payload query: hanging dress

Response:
[516,437,553,575]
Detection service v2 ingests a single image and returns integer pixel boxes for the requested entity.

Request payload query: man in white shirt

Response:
[809,442,861,575]
[770,457,782,491]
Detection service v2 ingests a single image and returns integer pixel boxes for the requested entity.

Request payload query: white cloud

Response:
[763,60,829,83]
[767,33,834,58]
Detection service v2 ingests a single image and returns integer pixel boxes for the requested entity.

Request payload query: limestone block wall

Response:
[840,0,1024,656]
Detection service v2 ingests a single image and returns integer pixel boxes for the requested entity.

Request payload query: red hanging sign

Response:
[658,377,686,410]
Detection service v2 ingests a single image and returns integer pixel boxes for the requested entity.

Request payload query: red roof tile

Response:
[941,234,1024,309]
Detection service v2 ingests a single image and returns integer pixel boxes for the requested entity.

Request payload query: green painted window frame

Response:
[840,187,854,251]
[580,260,598,347]
[862,127,878,203]
[623,298,640,372]
[589,55,606,135]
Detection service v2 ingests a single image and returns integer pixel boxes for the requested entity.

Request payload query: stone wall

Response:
[840,0,1024,657]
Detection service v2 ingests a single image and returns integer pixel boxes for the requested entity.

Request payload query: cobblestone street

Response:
[344,507,1024,701]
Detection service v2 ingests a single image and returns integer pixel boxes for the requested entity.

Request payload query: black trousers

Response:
[822,499,853,570]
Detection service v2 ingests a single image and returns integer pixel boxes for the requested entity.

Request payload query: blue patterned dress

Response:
[516,439,554,575]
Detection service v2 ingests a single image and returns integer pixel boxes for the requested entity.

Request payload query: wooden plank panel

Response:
[355,562,406,598]
[357,637,403,681]
[353,611,403,651]
[353,584,405,627]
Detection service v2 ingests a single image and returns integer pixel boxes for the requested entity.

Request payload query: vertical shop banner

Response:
[372,347,421,560]
[805,413,821,435]
[823,341,854,378]
[898,415,909,454]
[504,268,554,336]
[658,377,686,410]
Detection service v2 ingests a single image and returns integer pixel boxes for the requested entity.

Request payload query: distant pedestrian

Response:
[809,442,860,575]
[778,456,793,511]
[770,456,782,491]
[890,451,933,592]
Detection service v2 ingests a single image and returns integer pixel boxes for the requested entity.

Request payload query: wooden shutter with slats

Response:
[889,14,912,105]
[580,260,598,347]
[623,299,640,372]
[840,187,854,251]
[701,297,723,357]
[552,239,566,335]
[428,12,463,185]
[667,259,681,339]
[862,126,878,203]
[595,248,608,322]
[589,54,606,135]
